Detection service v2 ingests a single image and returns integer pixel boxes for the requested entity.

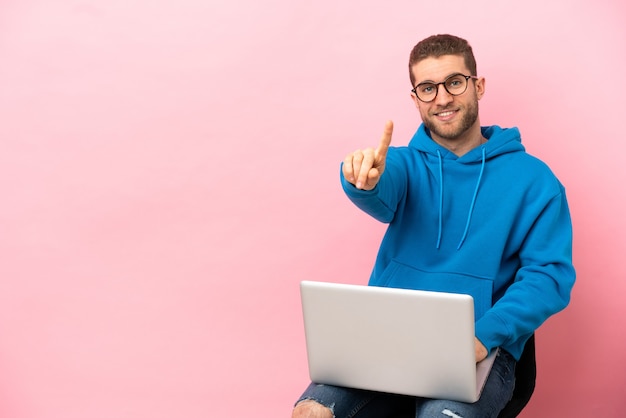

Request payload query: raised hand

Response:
[342,121,393,190]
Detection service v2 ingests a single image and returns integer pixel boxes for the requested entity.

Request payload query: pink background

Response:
[1,1,624,416]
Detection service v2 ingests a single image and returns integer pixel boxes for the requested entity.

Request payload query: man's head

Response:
[408,34,485,149]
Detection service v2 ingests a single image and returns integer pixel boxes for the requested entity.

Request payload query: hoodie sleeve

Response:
[340,148,408,223]
[475,184,576,357]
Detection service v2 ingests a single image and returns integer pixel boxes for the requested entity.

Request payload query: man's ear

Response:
[410,92,420,108]
[475,77,486,100]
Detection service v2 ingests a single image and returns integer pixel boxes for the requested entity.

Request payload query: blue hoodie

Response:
[340,124,575,360]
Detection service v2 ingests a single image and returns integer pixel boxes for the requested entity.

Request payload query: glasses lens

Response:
[415,83,437,102]
[444,74,468,95]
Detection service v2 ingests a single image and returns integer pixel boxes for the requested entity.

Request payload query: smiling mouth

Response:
[434,109,458,120]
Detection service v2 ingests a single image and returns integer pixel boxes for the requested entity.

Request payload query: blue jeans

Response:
[295,349,516,418]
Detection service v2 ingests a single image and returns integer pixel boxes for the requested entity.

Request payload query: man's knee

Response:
[292,399,334,418]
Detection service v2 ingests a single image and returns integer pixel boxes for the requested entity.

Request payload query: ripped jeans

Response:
[295,349,516,418]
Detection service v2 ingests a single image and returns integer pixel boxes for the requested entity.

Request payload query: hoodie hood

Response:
[408,124,525,249]
[408,124,525,162]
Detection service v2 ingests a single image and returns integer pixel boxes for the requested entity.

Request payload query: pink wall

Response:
[1,1,624,416]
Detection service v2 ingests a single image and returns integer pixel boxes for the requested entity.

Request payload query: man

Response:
[292,34,575,418]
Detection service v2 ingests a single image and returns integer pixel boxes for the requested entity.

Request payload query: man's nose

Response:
[434,83,453,105]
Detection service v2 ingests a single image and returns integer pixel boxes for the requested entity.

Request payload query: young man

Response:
[292,34,575,418]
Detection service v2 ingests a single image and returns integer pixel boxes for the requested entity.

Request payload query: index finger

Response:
[376,120,393,158]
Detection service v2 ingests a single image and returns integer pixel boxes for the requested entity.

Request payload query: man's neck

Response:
[432,126,486,157]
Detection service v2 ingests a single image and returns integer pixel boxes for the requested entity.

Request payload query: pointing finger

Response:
[376,120,393,159]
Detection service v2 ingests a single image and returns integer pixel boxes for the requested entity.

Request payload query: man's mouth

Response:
[434,109,458,120]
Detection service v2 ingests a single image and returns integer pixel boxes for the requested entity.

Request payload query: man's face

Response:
[410,55,484,142]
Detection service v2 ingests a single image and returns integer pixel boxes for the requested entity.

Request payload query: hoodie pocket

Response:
[377,260,493,320]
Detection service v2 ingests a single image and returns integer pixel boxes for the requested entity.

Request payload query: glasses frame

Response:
[411,73,478,103]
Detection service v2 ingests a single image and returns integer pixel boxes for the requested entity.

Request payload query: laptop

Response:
[300,280,498,403]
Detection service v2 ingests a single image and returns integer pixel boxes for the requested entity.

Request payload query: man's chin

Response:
[426,123,463,141]
[425,112,478,141]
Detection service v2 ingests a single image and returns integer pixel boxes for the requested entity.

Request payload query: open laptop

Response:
[300,280,498,403]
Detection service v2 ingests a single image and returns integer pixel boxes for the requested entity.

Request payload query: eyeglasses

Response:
[411,73,478,103]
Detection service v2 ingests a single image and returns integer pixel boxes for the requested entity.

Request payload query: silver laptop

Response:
[300,280,498,403]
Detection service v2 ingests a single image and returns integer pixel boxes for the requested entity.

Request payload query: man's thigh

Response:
[415,350,517,418]
[295,382,414,418]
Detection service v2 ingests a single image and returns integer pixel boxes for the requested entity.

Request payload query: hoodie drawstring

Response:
[436,150,444,249]
[457,146,486,250]
[435,146,487,250]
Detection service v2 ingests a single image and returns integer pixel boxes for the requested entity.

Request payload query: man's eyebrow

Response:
[416,72,463,85]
